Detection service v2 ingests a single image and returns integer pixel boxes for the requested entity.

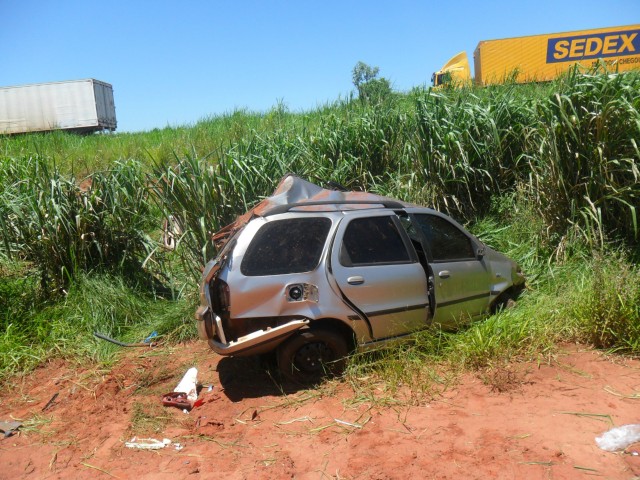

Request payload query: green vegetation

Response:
[0,65,638,385]
[352,61,393,104]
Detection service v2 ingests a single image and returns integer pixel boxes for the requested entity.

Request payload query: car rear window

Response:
[241,217,332,276]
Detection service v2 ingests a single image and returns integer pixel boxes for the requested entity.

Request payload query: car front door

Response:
[330,211,430,340]
[411,213,491,329]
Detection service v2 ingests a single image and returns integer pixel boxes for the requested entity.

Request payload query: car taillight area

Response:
[211,278,230,316]
[209,278,230,340]
[209,277,280,342]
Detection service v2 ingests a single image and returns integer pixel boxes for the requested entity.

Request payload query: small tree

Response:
[352,61,379,86]
[352,61,391,104]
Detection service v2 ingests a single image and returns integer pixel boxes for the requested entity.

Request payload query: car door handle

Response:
[438,270,450,279]
[347,276,365,285]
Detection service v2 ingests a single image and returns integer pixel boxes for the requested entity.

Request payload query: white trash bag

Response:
[595,424,640,452]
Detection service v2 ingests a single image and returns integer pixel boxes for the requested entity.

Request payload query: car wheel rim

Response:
[293,342,334,374]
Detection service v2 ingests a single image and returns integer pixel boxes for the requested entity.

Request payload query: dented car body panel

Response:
[195,175,525,359]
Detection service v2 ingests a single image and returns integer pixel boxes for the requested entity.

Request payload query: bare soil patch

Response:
[1,342,639,479]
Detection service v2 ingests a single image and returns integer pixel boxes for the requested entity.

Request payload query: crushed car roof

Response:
[212,174,415,249]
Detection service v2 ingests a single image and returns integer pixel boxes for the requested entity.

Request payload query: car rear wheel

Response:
[277,329,348,384]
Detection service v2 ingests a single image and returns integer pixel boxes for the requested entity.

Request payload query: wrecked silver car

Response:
[196,175,524,382]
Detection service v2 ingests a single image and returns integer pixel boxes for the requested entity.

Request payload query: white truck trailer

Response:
[0,79,117,134]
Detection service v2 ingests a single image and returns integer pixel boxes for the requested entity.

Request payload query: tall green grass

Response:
[146,69,638,277]
[0,157,157,291]
[567,252,640,352]
[530,68,640,247]
[3,67,637,253]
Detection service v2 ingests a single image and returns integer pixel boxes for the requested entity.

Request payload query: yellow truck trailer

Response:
[432,24,640,87]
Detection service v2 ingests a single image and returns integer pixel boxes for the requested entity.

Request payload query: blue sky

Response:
[2,1,638,132]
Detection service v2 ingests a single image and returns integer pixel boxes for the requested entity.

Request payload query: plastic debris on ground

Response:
[162,392,194,410]
[174,367,198,401]
[143,331,158,344]
[595,424,640,452]
[41,392,59,412]
[162,367,199,411]
[125,437,172,450]
[334,418,363,429]
[0,421,22,438]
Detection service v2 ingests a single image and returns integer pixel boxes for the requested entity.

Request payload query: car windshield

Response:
[241,217,332,276]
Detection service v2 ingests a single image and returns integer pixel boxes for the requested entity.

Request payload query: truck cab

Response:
[432,51,472,87]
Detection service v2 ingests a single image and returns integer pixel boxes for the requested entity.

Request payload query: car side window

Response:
[413,214,475,262]
[241,217,331,276]
[340,216,411,266]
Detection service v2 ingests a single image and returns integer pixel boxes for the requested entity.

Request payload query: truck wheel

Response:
[277,329,348,384]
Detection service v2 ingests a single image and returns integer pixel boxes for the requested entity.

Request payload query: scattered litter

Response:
[125,437,172,450]
[596,424,640,452]
[0,421,22,438]
[144,331,158,344]
[334,419,363,429]
[163,392,194,410]
[175,367,198,402]
[162,367,199,411]
[93,332,156,348]
[42,392,59,412]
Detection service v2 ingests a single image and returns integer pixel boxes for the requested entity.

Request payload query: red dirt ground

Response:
[0,342,639,480]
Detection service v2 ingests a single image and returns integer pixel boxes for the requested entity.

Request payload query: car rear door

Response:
[330,211,430,340]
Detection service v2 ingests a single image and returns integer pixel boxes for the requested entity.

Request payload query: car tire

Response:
[492,293,517,313]
[277,329,348,384]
